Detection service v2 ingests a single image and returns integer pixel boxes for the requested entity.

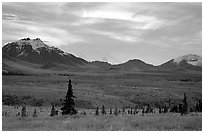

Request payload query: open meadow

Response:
[2,105,202,131]
[2,72,202,131]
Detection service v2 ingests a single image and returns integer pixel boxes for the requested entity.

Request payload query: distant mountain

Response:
[113,59,156,71]
[2,38,87,67]
[173,54,202,67]
[2,38,202,74]
[159,54,202,71]
[89,61,111,67]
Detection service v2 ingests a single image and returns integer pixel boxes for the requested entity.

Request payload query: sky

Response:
[2,2,202,65]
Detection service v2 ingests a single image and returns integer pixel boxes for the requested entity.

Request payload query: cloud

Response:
[2,18,85,46]
[2,13,17,21]
[83,10,133,21]
[2,2,202,65]
[82,10,164,30]
[84,29,139,43]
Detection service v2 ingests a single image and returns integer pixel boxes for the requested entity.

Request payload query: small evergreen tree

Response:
[95,107,99,115]
[61,79,77,115]
[110,108,112,114]
[196,102,199,112]
[122,107,125,114]
[182,93,188,115]
[170,105,179,113]
[130,108,133,114]
[128,110,130,114]
[179,104,183,113]
[168,99,171,109]
[134,106,137,114]
[50,105,56,116]
[145,104,153,113]
[163,105,168,113]
[198,99,202,112]
[101,105,106,115]
[142,108,145,116]
[114,107,118,115]
[159,107,162,113]
[82,111,86,115]
[21,106,27,117]
[33,109,37,117]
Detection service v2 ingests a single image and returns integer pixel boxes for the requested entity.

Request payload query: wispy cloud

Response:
[2,2,202,65]
[82,10,164,30]
[2,17,85,46]
[87,29,138,43]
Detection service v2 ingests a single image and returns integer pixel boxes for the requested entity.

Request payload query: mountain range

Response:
[2,38,202,75]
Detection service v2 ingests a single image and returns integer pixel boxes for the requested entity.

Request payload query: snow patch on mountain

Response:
[173,54,202,67]
[18,38,49,50]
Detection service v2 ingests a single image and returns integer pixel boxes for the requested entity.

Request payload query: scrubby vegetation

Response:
[3,94,44,106]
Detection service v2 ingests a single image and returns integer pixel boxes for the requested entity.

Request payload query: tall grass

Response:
[2,106,202,131]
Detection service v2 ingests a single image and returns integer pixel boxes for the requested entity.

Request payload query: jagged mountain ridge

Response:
[159,54,202,71]
[2,38,202,74]
[2,38,87,67]
[112,59,156,71]
[173,54,202,67]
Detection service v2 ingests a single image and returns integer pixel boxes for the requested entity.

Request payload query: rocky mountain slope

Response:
[2,38,87,67]
[2,38,202,74]
[159,54,202,71]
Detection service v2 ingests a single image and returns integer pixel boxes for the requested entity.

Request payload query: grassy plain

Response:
[2,105,202,131]
[2,71,202,130]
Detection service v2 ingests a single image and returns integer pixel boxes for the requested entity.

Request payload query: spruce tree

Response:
[114,107,118,115]
[181,93,188,115]
[61,79,77,115]
[95,107,99,115]
[122,107,125,114]
[134,106,137,114]
[130,108,133,114]
[50,105,56,116]
[21,106,27,117]
[168,99,171,109]
[196,102,199,112]
[182,93,188,115]
[101,105,106,115]
[110,107,112,114]
[198,99,202,112]
[142,108,145,116]
[33,109,37,117]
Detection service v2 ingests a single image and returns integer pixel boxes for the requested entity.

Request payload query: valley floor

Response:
[2,105,202,131]
[2,73,202,131]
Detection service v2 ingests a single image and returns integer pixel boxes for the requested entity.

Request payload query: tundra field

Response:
[2,72,202,131]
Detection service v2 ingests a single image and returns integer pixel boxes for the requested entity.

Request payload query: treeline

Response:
[93,93,202,116]
[2,71,26,76]
[2,94,44,106]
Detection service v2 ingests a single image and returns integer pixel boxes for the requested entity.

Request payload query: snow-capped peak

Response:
[173,54,202,67]
[18,38,49,50]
